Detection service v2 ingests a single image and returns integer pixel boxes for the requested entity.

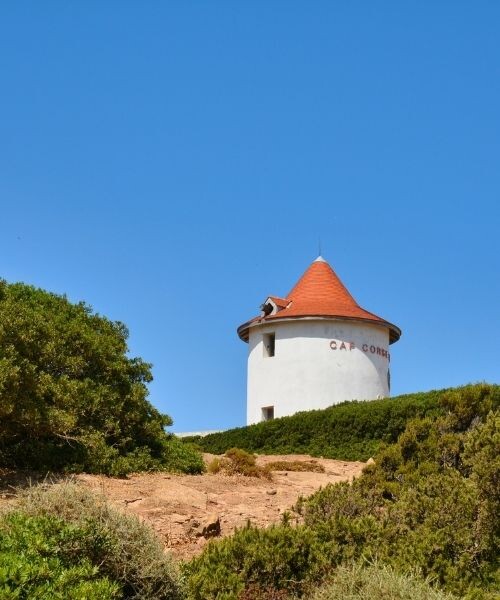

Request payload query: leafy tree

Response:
[0,279,203,474]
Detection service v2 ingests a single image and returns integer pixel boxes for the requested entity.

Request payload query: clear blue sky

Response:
[1,2,498,432]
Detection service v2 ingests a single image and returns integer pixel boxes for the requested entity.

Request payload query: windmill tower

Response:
[237,256,401,425]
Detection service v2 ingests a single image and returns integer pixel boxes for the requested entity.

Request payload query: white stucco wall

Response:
[246,319,390,425]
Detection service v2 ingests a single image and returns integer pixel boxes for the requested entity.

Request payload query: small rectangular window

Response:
[262,406,274,421]
[263,332,275,357]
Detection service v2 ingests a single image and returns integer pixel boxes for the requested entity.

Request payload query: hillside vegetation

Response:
[186,388,449,460]
[184,383,500,599]
[0,280,203,475]
[1,382,497,599]
[0,482,183,599]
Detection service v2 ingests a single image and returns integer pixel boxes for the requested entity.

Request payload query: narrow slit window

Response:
[263,333,275,357]
[262,406,274,421]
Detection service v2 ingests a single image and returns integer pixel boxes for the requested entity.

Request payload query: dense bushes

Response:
[184,383,500,599]
[187,388,447,460]
[184,523,332,599]
[0,280,203,475]
[5,482,183,599]
[0,512,120,599]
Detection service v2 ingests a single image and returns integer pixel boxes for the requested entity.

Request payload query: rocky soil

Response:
[0,454,365,560]
[77,454,365,559]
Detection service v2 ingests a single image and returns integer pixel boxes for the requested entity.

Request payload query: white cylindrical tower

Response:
[237,257,401,425]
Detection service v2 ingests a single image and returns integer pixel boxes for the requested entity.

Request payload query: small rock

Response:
[266,489,277,496]
[200,513,221,538]
[171,513,186,524]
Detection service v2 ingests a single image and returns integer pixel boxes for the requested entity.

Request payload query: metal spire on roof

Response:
[315,238,326,262]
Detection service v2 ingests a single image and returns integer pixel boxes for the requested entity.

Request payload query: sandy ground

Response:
[77,454,365,559]
[0,454,365,560]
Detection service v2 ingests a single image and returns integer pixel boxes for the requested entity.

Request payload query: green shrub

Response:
[237,587,291,600]
[183,523,333,599]
[296,480,379,525]
[310,561,457,600]
[14,481,183,600]
[190,386,454,460]
[0,511,120,599]
[300,383,500,598]
[161,436,205,475]
[0,279,203,475]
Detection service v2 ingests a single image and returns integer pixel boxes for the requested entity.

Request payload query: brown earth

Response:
[0,454,365,560]
[80,454,365,559]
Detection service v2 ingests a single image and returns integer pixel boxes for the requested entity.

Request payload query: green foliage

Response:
[462,410,500,577]
[161,436,205,475]
[183,523,332,599]
[310,561,457,600]
[237,586,291,600]
[14,481,183,600]
[0,512,120,599]
[0,279,203,475]
[189,387,448,460]
[184,384,500,599]
[303,383,500,597]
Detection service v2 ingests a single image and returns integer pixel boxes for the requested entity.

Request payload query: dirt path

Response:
[76,454,365,559]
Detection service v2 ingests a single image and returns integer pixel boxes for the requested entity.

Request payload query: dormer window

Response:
[260,296,290,317]
[262,302,274,316]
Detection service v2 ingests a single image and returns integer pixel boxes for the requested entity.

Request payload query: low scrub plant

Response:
[207,448,272,479]
[183,522,332,599]
[310,561,458,600]
[266,459,325,473]
[13,481,183,600]
[0,511,120,599]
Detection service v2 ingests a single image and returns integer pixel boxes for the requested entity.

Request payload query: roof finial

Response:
[315,237,326,262]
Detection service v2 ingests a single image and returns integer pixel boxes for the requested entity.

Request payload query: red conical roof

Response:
[237,257,401,343]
